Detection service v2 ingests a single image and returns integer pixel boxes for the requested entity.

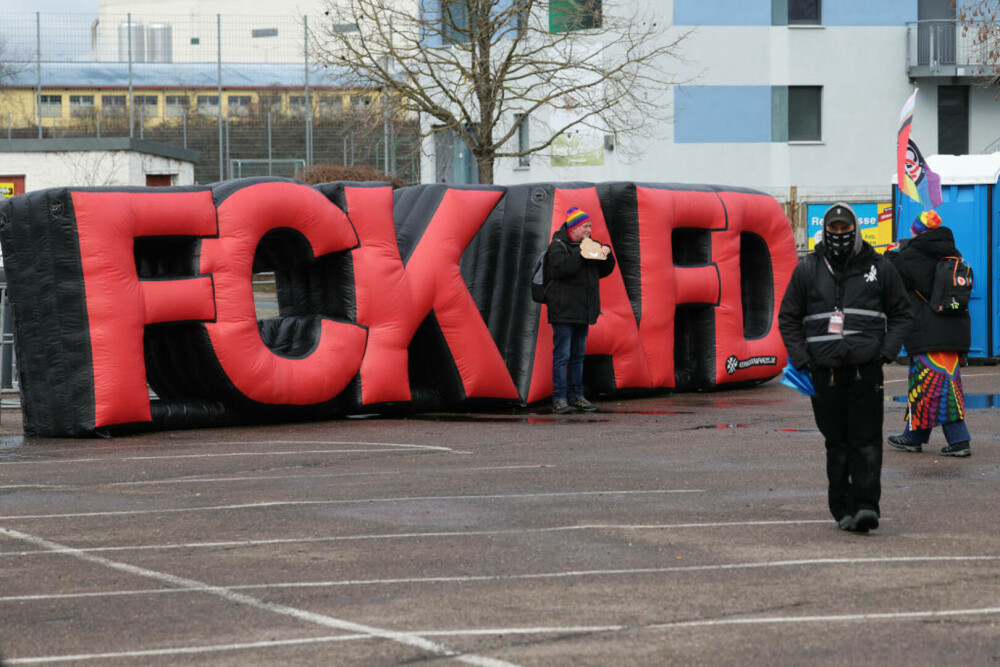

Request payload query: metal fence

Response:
[0,11,420,185]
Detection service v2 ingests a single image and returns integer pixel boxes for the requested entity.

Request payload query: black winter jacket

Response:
[778,240,912,369]
[545,223,616,324]
[885,226,971,354]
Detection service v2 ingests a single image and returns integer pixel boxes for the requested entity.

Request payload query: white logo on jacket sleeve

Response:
[865,265,878,283]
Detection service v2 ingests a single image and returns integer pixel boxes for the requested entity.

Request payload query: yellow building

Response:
[1,62,379,130]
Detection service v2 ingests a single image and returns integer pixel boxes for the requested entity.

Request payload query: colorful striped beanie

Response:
[566,206,591,230]
[911,209,942,236]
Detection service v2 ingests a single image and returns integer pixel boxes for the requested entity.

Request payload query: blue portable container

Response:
[893,154,999,361]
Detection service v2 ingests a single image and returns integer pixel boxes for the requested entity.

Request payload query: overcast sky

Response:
[0,1,99,61]
[0,0,96,11]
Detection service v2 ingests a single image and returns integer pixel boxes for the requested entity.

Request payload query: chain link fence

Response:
[0,11,420,185]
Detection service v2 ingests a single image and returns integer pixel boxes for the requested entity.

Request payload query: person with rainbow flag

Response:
[886,89,973,458]
[886,211,973,457]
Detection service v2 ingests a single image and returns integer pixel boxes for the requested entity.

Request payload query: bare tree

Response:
[955,0,1000,86]
[311,0,690,184]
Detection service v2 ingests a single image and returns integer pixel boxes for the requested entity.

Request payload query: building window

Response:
[197,95,220,116]
[434,126,478,184]
[789,0,821,25]
[40,94,62,118]
[258,94,282,114]
[442,0,469,43]
[550,0,602,33]
[228,95,252,117]
[165,95,189,117]
[350,95,372,109]
[69,94,95,117]
[516,113,530,167]
[319,95,343,116]
[938,85,969,155]
[251,28,278,38]
[788,86,821,141]
[135,95,158,115]
[101,94,127,116]
[289,95,308,116]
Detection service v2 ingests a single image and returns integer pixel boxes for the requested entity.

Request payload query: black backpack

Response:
[922,255,974,315]
[530,248,549,303]
[530,239,565,303]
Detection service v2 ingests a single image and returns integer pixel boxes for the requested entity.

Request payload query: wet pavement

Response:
[0,363,998,665]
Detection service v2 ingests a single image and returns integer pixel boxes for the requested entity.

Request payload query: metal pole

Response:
[183,111,187,148]
[217,14,224,181]
[128,13,134,139]
[267,112,273,175]
[97,108,101,137]
[36,12,42,138]
[389,17,395,174]
[225,116,230,179]
[139,105,144,139]
[304,17,311,166]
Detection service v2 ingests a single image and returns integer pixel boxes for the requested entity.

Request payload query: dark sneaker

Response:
[568,396,598,412]
[837,515,855,531]
[852,509,879,534]
[940,441,971,457]
[552,400,577,414]
[888,434,922,452]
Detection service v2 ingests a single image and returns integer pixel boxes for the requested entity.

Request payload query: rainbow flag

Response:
[897,89,942,211]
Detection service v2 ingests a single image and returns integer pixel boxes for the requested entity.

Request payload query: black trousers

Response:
[809,360,884,520]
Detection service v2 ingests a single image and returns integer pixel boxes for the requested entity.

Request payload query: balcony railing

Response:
[906,20,995,78]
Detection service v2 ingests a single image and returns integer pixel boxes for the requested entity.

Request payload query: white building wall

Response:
[2,150,195,191]
[488,16,916,200]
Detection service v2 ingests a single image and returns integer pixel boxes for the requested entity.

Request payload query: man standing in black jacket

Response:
[779,202,912,534]
[545,206,615,414]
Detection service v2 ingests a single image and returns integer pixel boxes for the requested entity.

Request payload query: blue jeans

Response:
[902,419,971,445]
[552,323,588,402]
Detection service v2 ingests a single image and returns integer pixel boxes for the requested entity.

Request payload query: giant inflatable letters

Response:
[0,179,797,436]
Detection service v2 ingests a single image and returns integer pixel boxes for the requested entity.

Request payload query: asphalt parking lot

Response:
[0,362,998,665]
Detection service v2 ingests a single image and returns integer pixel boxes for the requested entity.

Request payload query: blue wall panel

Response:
[823,0,916,26]
[673,0,772,26]
[674,86,773,143]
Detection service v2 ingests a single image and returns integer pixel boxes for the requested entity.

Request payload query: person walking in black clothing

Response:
[779,202,912,533]
[545,206,615,414]
[885,210,973,457]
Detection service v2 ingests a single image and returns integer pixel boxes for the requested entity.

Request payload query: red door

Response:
[0,176,25,198]
[145,174,172,187]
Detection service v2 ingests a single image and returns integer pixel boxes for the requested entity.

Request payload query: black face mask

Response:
[826,229,855,259]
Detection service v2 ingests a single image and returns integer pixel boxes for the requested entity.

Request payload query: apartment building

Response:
[455,0,1000,207]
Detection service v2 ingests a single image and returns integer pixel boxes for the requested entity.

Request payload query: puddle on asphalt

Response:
[892,394,1000,409]
[0,436,25,450]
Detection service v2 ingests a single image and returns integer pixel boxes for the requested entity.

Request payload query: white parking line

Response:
[2,634,365,664]
[0,526,515,667]
[0,519,827,557]
[2,552,997,603]
[0,489,704,521]
[5,598,1000,664]
[0,465,551,491]
[884,370,1000,385]
[0,442,461,466]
